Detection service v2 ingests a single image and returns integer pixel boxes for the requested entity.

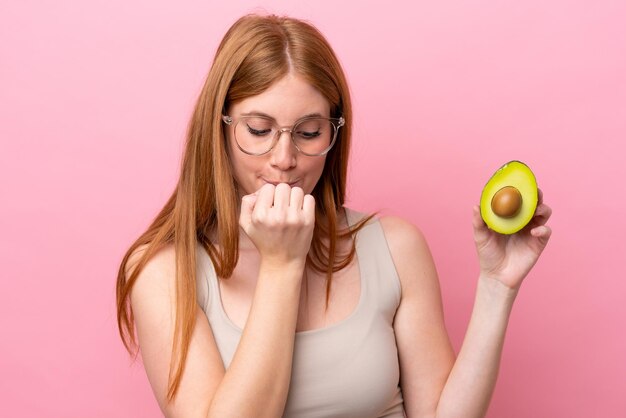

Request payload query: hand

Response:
[472,189,552,290]
[239,183,315,267]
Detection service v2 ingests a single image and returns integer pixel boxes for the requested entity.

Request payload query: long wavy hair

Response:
[116,13,373,403]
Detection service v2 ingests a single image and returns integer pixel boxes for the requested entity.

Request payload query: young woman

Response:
[116,14,552,418]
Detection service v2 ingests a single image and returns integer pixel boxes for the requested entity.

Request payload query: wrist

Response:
[259,257,306,276]
[477,274,519,303]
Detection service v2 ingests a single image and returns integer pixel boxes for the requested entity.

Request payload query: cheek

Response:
[305,157,328,192]
[227,144,255,191]
[231,157,258,186]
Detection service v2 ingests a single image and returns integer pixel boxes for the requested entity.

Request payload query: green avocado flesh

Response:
[480,161,538,235]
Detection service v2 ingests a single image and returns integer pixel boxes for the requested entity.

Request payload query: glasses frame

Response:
[222,114,345,157]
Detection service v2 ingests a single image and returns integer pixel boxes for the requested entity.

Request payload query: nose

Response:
[269,129,297,170]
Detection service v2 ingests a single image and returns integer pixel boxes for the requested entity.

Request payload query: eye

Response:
[244,117,273,137]
[295,119,325,140]
[247,125,272,136]
[296,130,321,139]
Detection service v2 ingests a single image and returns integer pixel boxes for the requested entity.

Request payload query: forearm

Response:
[436,276,518,418]
[207,261,303,418]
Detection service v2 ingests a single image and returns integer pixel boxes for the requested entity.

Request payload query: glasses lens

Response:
[293,118,336,155]
[232,116,339,156]
[235,117,276,155]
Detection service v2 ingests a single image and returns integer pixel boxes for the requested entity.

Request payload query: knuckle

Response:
[286,217,299,228]
[252,208,266,223]
[271,210,284,225]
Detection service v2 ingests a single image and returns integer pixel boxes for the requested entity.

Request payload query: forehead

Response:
[229,73,330,124]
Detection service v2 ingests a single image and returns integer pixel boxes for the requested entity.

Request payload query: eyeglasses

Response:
[222,114,345,156]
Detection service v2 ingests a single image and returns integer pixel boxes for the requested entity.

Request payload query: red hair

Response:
[116,13,373,403]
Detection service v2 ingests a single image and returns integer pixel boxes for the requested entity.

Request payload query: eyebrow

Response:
[241,111,324,120]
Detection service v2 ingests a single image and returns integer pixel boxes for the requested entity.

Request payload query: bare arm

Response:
[381,216,455,417]
[130,184,314,417]
[207,260,304,417]
[130,245,223,418]
[433,276,516,417]
[383,195,551,417]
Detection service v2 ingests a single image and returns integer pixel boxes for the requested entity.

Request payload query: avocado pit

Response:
[491,186,522,218]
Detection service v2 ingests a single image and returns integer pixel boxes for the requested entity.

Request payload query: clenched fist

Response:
[239,183,316,267]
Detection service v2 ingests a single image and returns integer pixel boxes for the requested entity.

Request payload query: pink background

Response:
[1,0,625,416]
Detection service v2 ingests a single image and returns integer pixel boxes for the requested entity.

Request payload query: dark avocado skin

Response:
[480,161,538,234]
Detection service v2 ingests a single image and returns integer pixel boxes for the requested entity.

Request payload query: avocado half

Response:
[480,161,538,235]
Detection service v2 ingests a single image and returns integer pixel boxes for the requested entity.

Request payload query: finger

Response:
[531,225,552,246]
[537,188,543,205]
[532,203,552,226]
[240,193,258,227]
[303,194,315,222]
[289,186,304,209]
[273,183,291,209]
[255,183,276,209]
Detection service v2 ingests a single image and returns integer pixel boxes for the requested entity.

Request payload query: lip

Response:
[261,177,301,188]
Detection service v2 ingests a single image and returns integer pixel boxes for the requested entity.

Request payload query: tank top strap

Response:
[195,242,217,315]
[345,207,402,313]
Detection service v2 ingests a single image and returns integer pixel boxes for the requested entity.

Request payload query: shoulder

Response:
[378,215,430,254]
[126,243,177,306]
[126,243,176,276]
[343,208,432,259]
[377,215,439,297]
[343,208,436,276]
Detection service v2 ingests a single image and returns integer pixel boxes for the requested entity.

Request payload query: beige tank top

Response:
[196,208,406,417]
